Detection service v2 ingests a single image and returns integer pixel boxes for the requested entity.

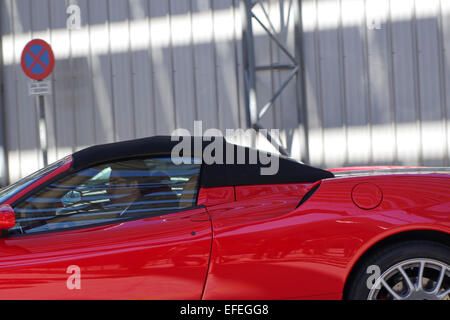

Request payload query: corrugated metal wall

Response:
[1,0,450,183]
[1,0,246,183]
[302,0,450,168]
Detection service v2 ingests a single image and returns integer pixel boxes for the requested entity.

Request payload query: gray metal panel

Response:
[2,0,22,183]
[87,0,115,145]
[415,0,445,166]
[14,0,40,177]
[365,0,395,164]
[50,0,76,158]
[301,0,324,165]
[30,0,57,165]
[0,1,10,186]
[341,0,370,165]
[233,0,246,131]
[390,0,421,165]
[441,0,450,164]
[191,0,219,130]
[149,0,176,134]
[129,0,157,139]
[279,0,302,160]
[108,0,136,142]
[317,0,346,167]
[71,0,96,151]
[169,0,196,133]
[437,0,449,166]
[213,0,241,132]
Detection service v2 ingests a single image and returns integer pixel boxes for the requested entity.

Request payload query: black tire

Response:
[346,240,450,300]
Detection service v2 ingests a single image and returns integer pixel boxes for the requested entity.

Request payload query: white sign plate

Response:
[28,80,52,96]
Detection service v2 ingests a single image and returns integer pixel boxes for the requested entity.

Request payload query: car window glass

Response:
[0,157,68,204]
[7,157,201,236]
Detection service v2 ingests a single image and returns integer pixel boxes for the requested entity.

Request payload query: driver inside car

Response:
[105,163,176,218]
[12,160,178,234]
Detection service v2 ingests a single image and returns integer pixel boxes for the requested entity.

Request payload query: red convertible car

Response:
[0,136,448,300]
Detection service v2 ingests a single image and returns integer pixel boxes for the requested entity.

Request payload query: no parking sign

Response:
[21,39,55,81]
[20,39,55,167]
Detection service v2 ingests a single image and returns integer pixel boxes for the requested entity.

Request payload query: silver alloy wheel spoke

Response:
[431,266,446,295]
[416,261,425,290]
[381,279,402,300]
[368,258,449,300]
[397,266,415,296]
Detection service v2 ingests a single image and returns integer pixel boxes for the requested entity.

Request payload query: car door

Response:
[0,157,211,299]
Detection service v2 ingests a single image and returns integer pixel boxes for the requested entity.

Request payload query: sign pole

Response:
[21,39,54,169]
[36,86,48,167]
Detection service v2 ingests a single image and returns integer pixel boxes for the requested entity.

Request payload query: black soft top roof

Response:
[72,136,334,187]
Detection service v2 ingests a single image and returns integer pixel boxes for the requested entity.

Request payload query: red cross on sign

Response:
[21,39,55,81]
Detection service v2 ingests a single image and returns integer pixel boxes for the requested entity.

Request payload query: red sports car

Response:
[0,136,448,300]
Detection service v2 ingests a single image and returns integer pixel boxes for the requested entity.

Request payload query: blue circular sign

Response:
[21,39,55,80]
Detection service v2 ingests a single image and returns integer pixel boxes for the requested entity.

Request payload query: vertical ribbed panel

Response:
[1,0,450,182]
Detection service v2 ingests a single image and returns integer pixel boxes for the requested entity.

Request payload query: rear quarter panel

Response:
[204,174,450,299]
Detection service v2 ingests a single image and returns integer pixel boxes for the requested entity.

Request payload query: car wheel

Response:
[346,240,450,300]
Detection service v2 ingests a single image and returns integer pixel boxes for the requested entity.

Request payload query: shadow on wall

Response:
[302,0,450,169]
[1,0,449,184]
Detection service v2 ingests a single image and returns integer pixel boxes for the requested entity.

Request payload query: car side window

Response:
[7,157,201,236]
